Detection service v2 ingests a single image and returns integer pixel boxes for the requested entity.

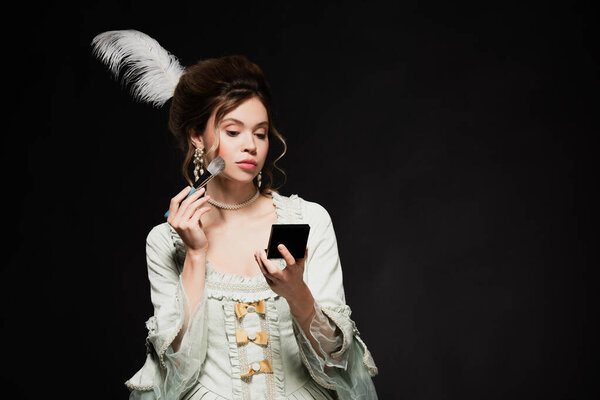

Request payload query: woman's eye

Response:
[226,130,239,136]
[256,133,267,139]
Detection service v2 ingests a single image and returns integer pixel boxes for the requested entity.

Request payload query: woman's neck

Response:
[203,179,271,225]
[205,178,259,206]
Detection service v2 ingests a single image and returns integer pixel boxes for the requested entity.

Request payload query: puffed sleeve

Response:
[291,200,379,400]
[125,223,209,400]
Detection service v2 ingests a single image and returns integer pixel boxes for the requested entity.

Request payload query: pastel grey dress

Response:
[125,191,378,400]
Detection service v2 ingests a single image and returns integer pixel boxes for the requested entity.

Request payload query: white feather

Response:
[91,30,185,107]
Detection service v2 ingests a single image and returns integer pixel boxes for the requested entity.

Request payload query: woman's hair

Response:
[168,55,287,194]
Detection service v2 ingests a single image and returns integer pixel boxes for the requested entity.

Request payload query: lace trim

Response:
[236,307,251,400]
[271,191,302,225]
[205,279,271,293]
[157,282,185,369]
[223,299,244,399]
[204,263,280,302]
[294,323,337,390]
[355,335,379,377]
[262,300,283,399]
[124,380,153,391]
[320,306,353,361]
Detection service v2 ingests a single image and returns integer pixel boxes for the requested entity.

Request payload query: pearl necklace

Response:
[207,188,261,210]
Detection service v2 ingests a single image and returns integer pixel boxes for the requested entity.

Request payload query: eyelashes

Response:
[226,130,267,139]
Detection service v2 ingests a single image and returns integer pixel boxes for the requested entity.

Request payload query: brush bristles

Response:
[207,156,225,175]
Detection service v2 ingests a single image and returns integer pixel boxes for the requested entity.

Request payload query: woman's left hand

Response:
[254,245,309,301]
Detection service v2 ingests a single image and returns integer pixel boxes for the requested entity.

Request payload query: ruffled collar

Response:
[271,190,302,225]
[204,261,275,302]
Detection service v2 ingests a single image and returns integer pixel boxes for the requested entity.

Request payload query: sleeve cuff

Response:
[127,277,209,398]
[291,303,380,399]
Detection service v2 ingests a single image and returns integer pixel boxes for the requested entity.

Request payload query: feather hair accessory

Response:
[91,30,185,107]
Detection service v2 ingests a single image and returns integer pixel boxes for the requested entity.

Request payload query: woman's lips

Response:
[236,162,256,170]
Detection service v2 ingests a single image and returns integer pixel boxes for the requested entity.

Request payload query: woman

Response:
[92,30,378,400]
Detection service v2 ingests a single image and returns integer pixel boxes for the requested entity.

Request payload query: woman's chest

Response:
[204,214,277,277]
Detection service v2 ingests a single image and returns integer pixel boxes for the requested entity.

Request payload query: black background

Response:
[3,0,597,399]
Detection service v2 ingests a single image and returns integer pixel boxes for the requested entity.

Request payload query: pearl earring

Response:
[193,147,205,182]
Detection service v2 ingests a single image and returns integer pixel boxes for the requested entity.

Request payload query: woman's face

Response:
[192,97,269,184]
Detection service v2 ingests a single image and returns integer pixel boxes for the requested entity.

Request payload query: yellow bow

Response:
[234,300,266,318]
[235,329,268,345]
[240,359,273,378]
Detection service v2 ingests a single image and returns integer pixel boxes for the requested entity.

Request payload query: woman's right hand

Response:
[167,186,212,255]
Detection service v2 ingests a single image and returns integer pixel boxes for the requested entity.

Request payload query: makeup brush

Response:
[164,156,226,218]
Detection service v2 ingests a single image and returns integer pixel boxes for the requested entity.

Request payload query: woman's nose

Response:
[243,132,257,152]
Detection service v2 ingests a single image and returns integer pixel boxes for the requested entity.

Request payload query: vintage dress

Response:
[125,191,378,400]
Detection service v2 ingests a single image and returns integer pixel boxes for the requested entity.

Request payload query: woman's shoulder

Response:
[145,221,178,247]
[145,222,186,265]
[269,190,332,225]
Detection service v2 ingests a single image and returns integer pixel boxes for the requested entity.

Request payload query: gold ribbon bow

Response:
[240,359,273,378]
[235,329,268,345]
[234,300,266,319]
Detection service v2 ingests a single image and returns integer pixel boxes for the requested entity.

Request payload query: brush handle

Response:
[163,174,214,218]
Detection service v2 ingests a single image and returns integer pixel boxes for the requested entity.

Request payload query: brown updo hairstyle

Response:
[168,55,287,195]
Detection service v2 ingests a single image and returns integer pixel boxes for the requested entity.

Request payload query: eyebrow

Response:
[221,118,269,129]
